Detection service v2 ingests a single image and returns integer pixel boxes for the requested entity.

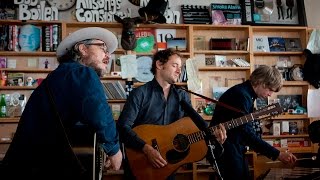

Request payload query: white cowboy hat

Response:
[56,27,118,58]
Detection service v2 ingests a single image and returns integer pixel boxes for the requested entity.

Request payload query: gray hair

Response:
[57,39,96,63]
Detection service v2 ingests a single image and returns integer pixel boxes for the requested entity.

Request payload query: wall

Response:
[304,0,320,27]
[58,0,318,26]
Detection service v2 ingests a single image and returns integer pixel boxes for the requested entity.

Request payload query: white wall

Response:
[59,0,319,26]
[304,0,320,27]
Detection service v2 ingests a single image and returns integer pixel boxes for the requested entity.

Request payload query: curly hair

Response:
[151,48,181,75]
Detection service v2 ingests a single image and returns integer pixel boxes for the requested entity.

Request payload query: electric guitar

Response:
[126,103,283,180]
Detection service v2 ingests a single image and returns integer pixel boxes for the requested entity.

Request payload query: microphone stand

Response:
[177,86,245,180]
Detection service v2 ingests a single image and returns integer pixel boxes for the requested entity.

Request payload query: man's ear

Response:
[78,44,88,56]
[155,60,162,70]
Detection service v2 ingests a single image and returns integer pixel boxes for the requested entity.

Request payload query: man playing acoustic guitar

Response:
[117,48,227,179]
[208,65,297,180]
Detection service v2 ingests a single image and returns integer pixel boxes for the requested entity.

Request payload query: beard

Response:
[87,61,108,77]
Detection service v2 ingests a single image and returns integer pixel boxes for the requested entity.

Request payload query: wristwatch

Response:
[46,0,76,11]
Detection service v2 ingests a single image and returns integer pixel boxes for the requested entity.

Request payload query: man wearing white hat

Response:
[1,27,122,180]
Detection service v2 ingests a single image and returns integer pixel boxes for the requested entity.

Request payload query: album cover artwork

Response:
[252,0,300,25]
[268,37,286,52]
[284,38,302,51]
[277,94,302,112]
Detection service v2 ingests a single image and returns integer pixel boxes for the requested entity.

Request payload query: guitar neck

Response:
[187,113,254,144]
[187,103,282,145]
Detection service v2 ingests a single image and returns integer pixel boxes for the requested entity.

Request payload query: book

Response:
[210,38,236,50]
[253,36,270,52]
[281,121,289,135]
[211,10,227,25]
[289,121,298,135]
[214,55,227,67]
[6,59,16,68]
[272,122,281,136]
[236,38,249,51]
[194,35,206,50]
[284,38,302,51]
[167,38,187,51]
[256,97,268,109]
[7,73,24,86]
[277,56,291,68]
[277,94,302,112]
[134,28,156,53]
[268,37,286,52]
[210,3,242,25]
[111,104,121,120]
[0,57,6,68]
[27,58,38,68]
[155,29,176,51]
[38,57,55,69]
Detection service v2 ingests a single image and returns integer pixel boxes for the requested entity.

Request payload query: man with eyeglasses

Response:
[1,27,122,180]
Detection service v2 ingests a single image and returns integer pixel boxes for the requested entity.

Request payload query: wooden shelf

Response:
[192,24,250,31]
[134,82,187,87]
[0,51,56,56]
[272,113,309,119]
[0,117,20,123]
[251,26,307,32]
[253,52,303,56]
[100,76,123,80]
[0,20,62,25]
[275,147,313,153]
[0,68,53,73]
[194,50,249,54]
[0,86,37,90]
[283,81,309,86]
[198,67,250,71]
[262,134,309,138]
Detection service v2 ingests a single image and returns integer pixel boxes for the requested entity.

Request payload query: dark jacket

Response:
[209,80,279,180]
[1,61,119,180]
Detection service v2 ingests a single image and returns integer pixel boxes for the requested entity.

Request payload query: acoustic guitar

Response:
[71,126,105,180]
[126,103,283,180]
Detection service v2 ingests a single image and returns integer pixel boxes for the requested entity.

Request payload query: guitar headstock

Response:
[253,102,283,120]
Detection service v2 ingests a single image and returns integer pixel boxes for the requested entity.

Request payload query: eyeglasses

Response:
[86,43,109,54]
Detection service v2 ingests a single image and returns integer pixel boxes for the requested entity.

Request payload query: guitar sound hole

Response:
[173,134,189,152]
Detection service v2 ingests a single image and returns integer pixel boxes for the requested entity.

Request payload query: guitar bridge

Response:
[151,139,159,151]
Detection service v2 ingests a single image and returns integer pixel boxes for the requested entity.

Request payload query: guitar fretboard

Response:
[187,113,254,144]
[186,103,281,145]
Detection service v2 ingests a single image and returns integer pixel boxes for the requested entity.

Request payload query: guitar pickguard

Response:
[166,134,190,164]
[166,147,190,164]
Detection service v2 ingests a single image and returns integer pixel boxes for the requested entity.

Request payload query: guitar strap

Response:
[45,78,86,176]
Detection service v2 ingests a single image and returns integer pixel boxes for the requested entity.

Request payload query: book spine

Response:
[52,24,58,51]
[12,25,19,52]
[44,26,50,52]
[8,25,13,51]
[49,25,53,51]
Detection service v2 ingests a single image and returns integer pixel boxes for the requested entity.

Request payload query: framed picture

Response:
[240,0,307,26]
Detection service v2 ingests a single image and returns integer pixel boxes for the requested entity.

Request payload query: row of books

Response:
[0,24,61,52]
[253,36,302,52]
[266,138,309,148]
[102,81,127,100]
[0,56,57,69]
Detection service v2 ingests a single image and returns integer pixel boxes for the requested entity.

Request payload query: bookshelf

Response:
[0,20,317,180]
